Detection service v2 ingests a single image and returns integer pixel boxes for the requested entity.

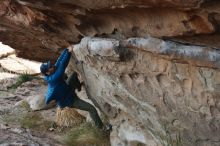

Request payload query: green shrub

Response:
[9,72,33,89]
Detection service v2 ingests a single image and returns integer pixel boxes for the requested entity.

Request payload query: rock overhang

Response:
[0,0,220,61]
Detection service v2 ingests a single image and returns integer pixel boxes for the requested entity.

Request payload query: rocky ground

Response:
[0,47,110,146]
[0,48,62,146]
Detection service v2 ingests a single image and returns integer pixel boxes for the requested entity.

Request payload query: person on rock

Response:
[40,46,104,128]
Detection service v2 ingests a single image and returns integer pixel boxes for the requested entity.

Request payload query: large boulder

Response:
[72,37,220,146]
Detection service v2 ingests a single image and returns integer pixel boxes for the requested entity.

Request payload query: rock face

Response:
[72,37,220,146]
[0,54,41,75]
[1,0,220,61]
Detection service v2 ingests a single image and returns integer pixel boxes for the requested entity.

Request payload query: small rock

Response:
[0,43,15,59]
[25,95,56,111]
[10,128,24,134]
[49,128,54,131]
[0,124,10,130]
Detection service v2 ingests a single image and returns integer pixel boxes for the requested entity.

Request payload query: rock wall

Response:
[72,37,220,146]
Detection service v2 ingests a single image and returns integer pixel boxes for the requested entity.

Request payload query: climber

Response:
[40,46,104,128]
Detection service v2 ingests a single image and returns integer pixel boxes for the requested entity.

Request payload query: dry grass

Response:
[56,107,85,127]
[20,100,31,111]
[2,109,52,131]
[61,122,110,146]
[19,113,41,128]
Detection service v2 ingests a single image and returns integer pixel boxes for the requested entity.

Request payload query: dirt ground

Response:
[0,52,66,146]
[0,76,65,146]
[0,52,110,146]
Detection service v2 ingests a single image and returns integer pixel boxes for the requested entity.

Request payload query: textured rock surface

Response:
[0,54,41,75]
[0,42,15,59]
[72,37,220,146]
[1,1,220,146]
[0,0,220,61]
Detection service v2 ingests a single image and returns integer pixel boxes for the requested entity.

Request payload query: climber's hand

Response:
[67,45,73,52]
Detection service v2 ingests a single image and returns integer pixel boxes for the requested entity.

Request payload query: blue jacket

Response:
[44,48,74,108]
